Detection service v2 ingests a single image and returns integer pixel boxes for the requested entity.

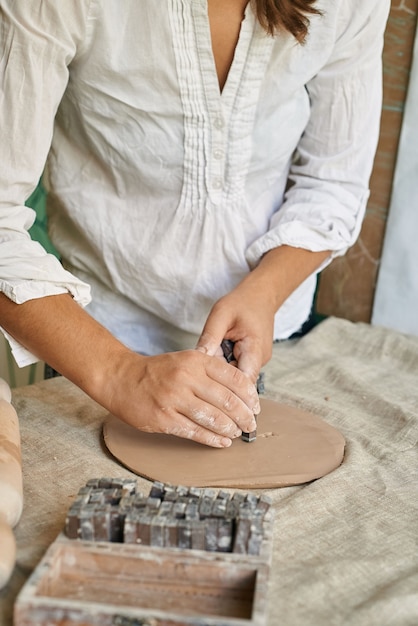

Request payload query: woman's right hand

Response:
[105,348,260,448]
[0,293,258,448]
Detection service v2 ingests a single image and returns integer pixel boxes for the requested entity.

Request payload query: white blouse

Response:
[0,0,390,366]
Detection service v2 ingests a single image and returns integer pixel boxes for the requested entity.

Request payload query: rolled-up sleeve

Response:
[0,1,93,364]
[246,0,390,267]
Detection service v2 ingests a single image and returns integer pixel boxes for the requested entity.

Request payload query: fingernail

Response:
[221,437,232,448]
[253,402,261,415]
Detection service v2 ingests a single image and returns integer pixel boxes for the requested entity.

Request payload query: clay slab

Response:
[103,398,345,489]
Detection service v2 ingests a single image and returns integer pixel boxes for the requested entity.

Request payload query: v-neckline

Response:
[195,1,254,106]
[206,0,250,94]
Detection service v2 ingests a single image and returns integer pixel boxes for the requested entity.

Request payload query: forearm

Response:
[240,244,330,313]
[0,292,131,408]
[0,292,259,447]
[196,244,330,380]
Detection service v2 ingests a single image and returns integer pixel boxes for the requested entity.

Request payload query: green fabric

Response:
[26,181,59,258]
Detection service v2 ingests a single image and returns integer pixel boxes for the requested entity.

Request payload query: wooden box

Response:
[14,533,272,626]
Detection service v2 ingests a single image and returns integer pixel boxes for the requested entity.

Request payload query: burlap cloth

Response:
[1,317,417,625]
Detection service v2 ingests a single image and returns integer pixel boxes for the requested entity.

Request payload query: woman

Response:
[0,0,390,446]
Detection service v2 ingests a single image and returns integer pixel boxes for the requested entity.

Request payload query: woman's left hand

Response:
[196,278,276,384]
[196,245,331,381]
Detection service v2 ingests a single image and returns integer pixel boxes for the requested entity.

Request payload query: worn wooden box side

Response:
[14,536,272,626]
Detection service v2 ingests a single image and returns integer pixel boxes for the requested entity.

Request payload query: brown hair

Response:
[253,0,321,43]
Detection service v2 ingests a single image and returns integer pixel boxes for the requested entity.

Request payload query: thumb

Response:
[195,330,224,358]
[195,310,229,357]
[233,341,261,385]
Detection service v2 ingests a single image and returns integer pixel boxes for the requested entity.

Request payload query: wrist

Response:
[250,245,330,312]
[86,344,147,417]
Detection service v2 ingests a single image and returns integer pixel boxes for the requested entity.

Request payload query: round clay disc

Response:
[102,398,345,489]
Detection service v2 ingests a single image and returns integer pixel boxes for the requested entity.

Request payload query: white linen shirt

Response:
[0,0,390,365]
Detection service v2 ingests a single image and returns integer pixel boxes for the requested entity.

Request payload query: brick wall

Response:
[317,1,418,322]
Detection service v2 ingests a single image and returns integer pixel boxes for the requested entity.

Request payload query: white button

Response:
[212,179,223,190]
[214,117,224,130]
[213,149,224,160]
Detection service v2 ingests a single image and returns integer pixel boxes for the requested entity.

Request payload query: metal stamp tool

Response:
[221,339,259,443]
[220,339,236,363]
[241,427,257,443]
[16,479,274,625]
[64,479,272,554]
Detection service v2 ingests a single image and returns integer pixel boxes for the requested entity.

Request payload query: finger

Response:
[189,402,242,439]
[233,340,262,386]
[195,330,224,357]
[158,410,234,449]
[195,363,259,430]
[196,306,230,357]
[210,340,237,365]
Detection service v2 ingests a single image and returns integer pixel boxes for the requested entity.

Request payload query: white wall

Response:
[372,24,418,335]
